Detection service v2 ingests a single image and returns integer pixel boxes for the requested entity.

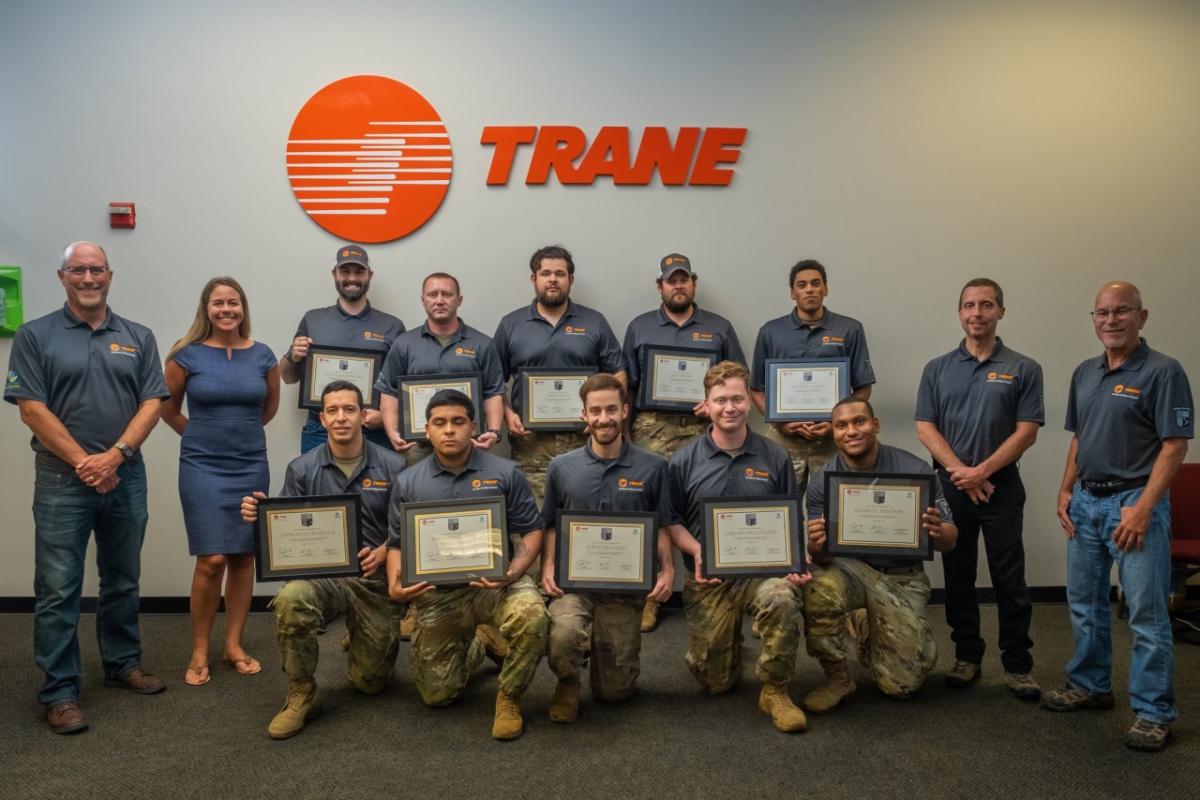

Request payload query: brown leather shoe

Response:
[46,700,88,734]
[104,667,167,695]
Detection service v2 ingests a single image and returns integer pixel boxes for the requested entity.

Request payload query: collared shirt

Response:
[914,338,1045,467]
[375,319,506,400]
[750,307,875,392]
[807,444,953,570]
[5,305,168,462]
[668,427,795,571]
[387,448,542,553]
[1066,339,1194,482]
[280,441,406,549]
[622,305,746,409]
[492,300,625,412]
[541,439,671,528]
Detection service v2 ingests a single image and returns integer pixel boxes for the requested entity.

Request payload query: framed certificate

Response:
[553,510,658,593]
[299,344,385,411]
[638,345,717,411]
[763,358,850,422]
[699,496,806,579]
[399,496,509,586]
[254,494,362,582]
[823,472,935,560]
[397,372,483,441]
[519,367,597,431]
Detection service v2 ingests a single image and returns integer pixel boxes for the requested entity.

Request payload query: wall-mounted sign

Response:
[287,75,453,243]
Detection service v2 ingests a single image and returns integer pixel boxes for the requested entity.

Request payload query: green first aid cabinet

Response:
[1,266,21,336]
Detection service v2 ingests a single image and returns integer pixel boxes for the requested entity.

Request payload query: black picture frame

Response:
[553,509,658,593]
[763,358,850,422]
[823,471,935,560]
[637,345,718,412]
[397,372,483,441]
[699,495,806,579]
[254,494,362,582]
[298,344,386,411]
[399,496,509,587]
[518,367,597,432]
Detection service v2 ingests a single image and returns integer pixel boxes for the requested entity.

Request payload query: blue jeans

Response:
[1066,484,1175,724]
[32,456,149,706]
[300,414,391,454]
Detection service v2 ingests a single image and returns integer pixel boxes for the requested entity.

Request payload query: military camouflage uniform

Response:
[765,425,837,498]
[547,593,644,701]
[404,440,433,467]
[683,576,803,693]
[803,558,936,697]
[410,575,548,706]
[272,575,405,693]
[631,410,704,461]
[509,431,587,506]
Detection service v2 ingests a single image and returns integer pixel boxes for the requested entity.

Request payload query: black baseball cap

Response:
[334,245,370,269]
[659,253,693,279]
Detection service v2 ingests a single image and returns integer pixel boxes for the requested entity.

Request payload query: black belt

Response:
[1080,476,1149,497]
[870,562,923,576]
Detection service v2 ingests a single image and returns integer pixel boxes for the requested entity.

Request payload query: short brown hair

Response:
[959,278,1004,308]
[422,272,460,294]
[704,361,750,396]
[579,372,627,405]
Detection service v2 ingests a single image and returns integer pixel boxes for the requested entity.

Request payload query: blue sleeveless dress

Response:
[175,342,276,555]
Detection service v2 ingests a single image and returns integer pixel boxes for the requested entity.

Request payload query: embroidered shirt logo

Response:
[362,331,386,342]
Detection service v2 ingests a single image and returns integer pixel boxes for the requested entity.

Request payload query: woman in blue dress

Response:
[162,277,280,686]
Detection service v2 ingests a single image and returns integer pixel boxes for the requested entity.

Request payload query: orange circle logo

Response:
[1114,384,1124,394]
[692,332,700,339]
[287,75,452,243]
[822,336,830,343]
[565,326,574,333]
[745,467,754,476]
[362,478,373,488]
[472,479,481,488]
[618,478,628,488]
[455,347,463,354]
[988,372,998,380]
[109,343,119,352]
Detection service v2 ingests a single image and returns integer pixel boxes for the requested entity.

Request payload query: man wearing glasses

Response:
[1043,282,1192,752]
[5,242,169,734]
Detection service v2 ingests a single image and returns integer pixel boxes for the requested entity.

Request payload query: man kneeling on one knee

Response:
[802,398,958,713]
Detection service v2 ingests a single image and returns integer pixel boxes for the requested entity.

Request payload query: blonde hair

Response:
[703,360,750,395]
[168,277,252,360]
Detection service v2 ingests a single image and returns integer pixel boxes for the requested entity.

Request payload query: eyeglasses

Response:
[62,266,110,277]
[1090,306,1138,321]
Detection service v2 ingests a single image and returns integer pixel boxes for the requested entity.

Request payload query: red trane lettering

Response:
[480,126,537,185]
[689,127,745,186]
[526,126,587,184]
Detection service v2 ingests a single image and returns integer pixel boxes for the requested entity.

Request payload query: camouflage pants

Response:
[404,440,433,467]
[410,574,548,706]
[631,410,704,460]
[764,425,836,498]
[802,559,936,697]
[509,430,586,507]
[271,576,405,693]
[547,592,644,701]
[682,576,802,692]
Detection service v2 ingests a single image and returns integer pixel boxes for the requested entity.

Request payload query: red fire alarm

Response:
[109,202,136,229]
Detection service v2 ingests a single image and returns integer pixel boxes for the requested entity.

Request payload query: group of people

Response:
[4,239,1191,754]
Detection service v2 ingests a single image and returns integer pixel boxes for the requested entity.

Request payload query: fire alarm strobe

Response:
[109,202,136,229]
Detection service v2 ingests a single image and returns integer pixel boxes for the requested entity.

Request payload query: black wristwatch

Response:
[487,428,501,438]
[114,441,136,461]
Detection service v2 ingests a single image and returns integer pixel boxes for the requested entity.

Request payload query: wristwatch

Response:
[487,428,501,438]
[114,441,136,461]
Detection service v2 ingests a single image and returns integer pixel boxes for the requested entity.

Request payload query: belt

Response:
[871,562,923,576]
[1079,476,1149,497]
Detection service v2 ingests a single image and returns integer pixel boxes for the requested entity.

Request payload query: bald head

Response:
[61,241,108,269]
[1094,281,1142,309]
[1091,280,1147,353]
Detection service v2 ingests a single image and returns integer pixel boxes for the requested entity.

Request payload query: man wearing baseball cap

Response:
[280,245,405,453]
[621,253,745,631]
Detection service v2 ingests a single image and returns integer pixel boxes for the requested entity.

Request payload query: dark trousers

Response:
[938,466,1033,673]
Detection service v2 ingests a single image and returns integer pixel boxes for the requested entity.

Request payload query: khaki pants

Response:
[682,576,802,692]
[409,575,548,706]
[631,410,704,461]
[547,592,644,701]
[271,576,405,693]
[803,558,936,697]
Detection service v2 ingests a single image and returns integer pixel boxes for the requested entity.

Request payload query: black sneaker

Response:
[1039,682,1115,712]
[944,660,980,688]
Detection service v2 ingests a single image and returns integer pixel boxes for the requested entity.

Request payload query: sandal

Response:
[184,663,210,686]
[223,654,262,675]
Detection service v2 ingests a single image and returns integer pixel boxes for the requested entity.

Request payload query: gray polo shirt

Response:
[375,319,505,401]
[541,439,671,527]
[668,427,795,571]
[280,441,407,549]
[387,448,542,553]
[807,444,953,570]
[914,339,1045,467]
[1065,339,1194,482]
[622,305,746,409]
[493,300,625,412]
[750,307,875,392]
[5,305,168,463]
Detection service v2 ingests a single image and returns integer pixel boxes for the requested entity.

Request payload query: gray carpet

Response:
[2,604,1195,800]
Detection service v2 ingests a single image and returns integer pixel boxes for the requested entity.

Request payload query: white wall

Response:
[1,0,1197,596]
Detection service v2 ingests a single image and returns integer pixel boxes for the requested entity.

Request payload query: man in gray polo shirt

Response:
[665,361,809,732]
[241,381,407,739]
[623,253,745,632]
[1043,281,1192,753]
[385,389,548,740]
[280,245,405,453]
[5,241,168,734]
[915,278,1044,698]
[539,373,675,723]
[750,259,874,494]
[493,244,626,505]
[377,271,506,466]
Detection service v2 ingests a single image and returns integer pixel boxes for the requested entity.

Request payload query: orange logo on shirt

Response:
[988,372,997,380]
[363,331,385,342]
[472,479,482,488]
[110,343,120,352]
[455,347,463,354]
[618,478,628,487]
[362,478,373,487]
[745,467,754,476]
[1114,384,1124,393]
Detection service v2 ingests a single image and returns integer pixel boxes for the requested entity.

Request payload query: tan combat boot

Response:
[548,678,580,723]
[803,660,858,714]
[493,691,525,740]
[640,598,661,633]
[476,624,510,668]
[757,681,808,732]
[267,679,319,739]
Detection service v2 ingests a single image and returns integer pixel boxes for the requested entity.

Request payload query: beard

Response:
[664,294,693,313]
[537,288,567,308]
[590,422,621,445]
[337,281,368,302]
